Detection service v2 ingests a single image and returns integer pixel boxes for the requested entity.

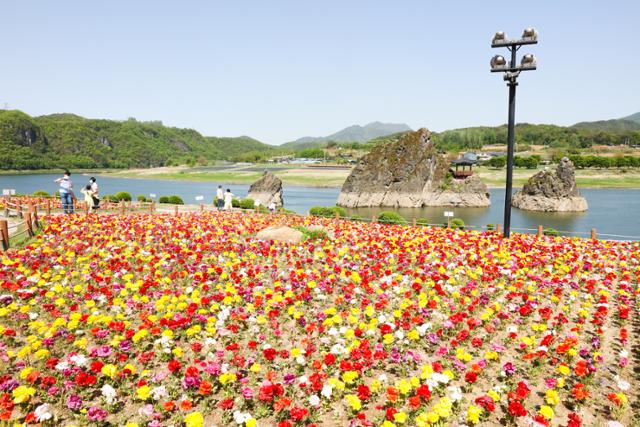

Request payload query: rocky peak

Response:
[521,157,580,198]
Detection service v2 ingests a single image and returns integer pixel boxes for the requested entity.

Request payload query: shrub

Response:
[113,191,132,202]
[350,215,364,222]
[416,217,430,226]
[168,195,184,205]
[543,228,559,236]
[158,196,169,204]
[32,190,50,197]
[232,199,240,208]
[239,198,255,209]
[137,195,151,202]
[377,211,407,224]
[309,206,345,218]
[294,226,328,241]
[256,205,269,214]
[450,218,465,229]
[485,224,495,231]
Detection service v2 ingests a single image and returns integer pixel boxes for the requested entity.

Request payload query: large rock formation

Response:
[512,157,588,212]
[337,128,490,207]
[247,171,284,207]
[255,226,303,244]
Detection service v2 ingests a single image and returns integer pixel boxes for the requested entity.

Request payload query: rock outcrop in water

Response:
[512,157,588,212]
[337,128,490,207]
[247,171,284,207]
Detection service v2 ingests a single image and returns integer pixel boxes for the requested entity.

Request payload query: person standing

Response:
[216,185,224,210]
[80,185,96,213]
[55,170,74,214]
[89,177,100,210]
[223,188,234,210]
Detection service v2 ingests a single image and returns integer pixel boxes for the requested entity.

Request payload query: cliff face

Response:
[337,128,490,208]
[512,158,588,212]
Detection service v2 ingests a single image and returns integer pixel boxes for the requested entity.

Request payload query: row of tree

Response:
[485,154,640,169]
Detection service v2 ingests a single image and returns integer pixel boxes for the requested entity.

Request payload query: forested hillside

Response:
[0,110,274,170]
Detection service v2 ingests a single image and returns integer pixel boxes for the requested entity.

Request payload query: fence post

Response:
[371,215,377,224]
[31,205,40,229]
[496,224,502,234]
[200,204,204,213]
[83,201,89,215]
[24,212,34,237]
[16,203,23,219]
[174,205,179,216]
[128,200,132,212]
[0,220,8,251]
[537,225,543,236]
[46,199,51,217]
[412,218,417,227]
[591,228,597,240]
[119,202,125,216]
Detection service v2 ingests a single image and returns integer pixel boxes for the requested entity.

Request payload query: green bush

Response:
[350,215,364,222]
[158,196,169,204]
[113,191,132,202]
[309,206,345,218]
[416,217,430,226]
[543,228,559,236]
[168,195,184,205]
[485,224,495,231]
[239,198,255,209]
[377,211,407,224]
[232,198,240,208]
[256,205,269,214]
[137,195,149,202]
[32,190,50,197]
[294,226,328,241]
[450,218,465,229]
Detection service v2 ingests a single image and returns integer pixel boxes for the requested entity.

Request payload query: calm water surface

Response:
[2,174,638,239]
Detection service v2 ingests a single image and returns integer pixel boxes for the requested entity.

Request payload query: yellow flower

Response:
[544,389,559,406]
[136,385,151,400]
[557,365,570,376]
[245,418,257,427]
[125,423,139,427]
[487,390,500,402]
[342,370,359,384]
[12,386,36,403]
[101,364,118,379]
[393,411,407,423]
[539,405,554,420]
[467,405,483,424]
[184,412,204,427]
[344,394,361,411]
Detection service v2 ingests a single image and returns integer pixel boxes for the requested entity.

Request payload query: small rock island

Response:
[337,128,490,208]
[512,157,588,212]
[247,171,284,207]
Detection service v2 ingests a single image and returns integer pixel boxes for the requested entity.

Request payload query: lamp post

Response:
[491,28,538,238]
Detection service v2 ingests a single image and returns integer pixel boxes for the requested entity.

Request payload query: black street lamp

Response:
[491,28,538,238]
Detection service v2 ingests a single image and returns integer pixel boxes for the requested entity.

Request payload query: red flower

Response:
[508,401,527,417]
[263,348,277,361]
[90,360,104,373]
[219,398,234,409]
[475,395,495,412]
[416,384,431,401]
[357,385,371,401]
[290,406,309,422]
[324,353,336,366]
[465,371,478,383]
[567,412,581,427]
[168,359,182,373]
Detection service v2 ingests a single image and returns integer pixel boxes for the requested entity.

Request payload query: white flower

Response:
[29,312,38,320]
[447,385,462,402]
[34,403,53,422]
[151,385,168,400]
[378,373,388,383]
[395,330,405,340]
[615,376,630,391]
[607,422,624,427]
[296,356,306,365]
[321,385,332,399]
[101,384,117,404]
[55,361,70,371]
[233,411,250,424]
[620,350,628,358]
[309,395,321,406]
[70,354,88,367]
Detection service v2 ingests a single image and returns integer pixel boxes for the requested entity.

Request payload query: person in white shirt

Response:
[216,185,224,209]
[89,177,100,210]
[268,201,276,213]
[223,188,234,210]
[54,170,74,214]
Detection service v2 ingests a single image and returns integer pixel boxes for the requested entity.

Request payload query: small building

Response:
[450,157,476,178]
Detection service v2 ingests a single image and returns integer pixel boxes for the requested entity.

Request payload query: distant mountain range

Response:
[280,122,412,150]
[1,109,639,170]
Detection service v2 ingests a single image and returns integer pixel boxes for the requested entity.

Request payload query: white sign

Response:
[195,195,204,201]
[149,193,157,198]
[444,211,454,217]
[2,189,15,196]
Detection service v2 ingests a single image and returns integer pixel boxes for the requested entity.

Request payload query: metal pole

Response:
[503,47,518,238]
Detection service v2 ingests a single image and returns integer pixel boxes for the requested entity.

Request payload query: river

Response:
[2,173,638,240]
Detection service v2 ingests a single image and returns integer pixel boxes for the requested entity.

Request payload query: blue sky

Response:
[2,0,638,144]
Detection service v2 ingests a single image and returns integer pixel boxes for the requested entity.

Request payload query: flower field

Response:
[0,212,638,426]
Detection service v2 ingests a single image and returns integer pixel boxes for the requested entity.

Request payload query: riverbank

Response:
[5,164,640,189]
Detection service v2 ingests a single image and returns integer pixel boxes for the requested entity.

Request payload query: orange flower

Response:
[163,401,176,412]
[180,399,193,411]
[198,380,212,395]
[386,387,399,403]
[572,383,589,400]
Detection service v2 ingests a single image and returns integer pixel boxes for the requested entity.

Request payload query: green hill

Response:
[281,122,411,150]
[622,112,640,124]
[570,119,640,133]
[0,110,274,170]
